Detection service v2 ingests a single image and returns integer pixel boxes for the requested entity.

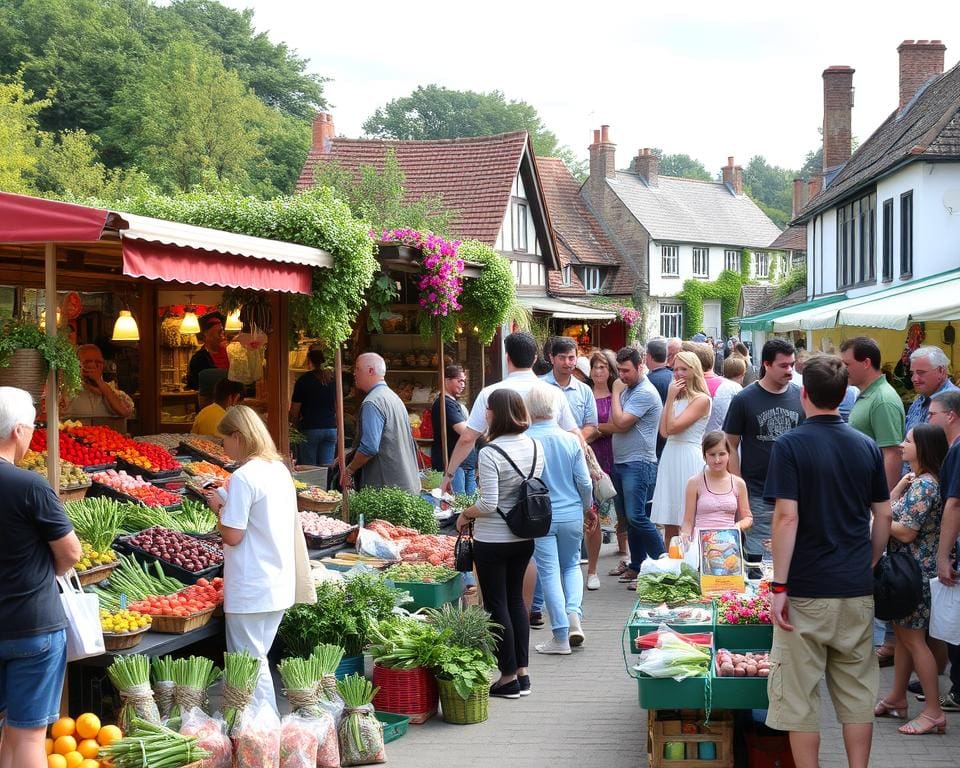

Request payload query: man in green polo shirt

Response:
[840,336,905,491]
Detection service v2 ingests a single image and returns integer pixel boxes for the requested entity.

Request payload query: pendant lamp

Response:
[180,294,200,334]
[111,310,140,341]
[225,307,242,331]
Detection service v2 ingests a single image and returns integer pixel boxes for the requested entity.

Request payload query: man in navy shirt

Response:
[764,355,891,768]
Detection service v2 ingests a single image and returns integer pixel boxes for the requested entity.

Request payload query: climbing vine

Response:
[677,270,743,338]
[740,248,752,283]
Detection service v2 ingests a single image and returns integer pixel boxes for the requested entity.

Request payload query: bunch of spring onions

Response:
[169,656,221,718]
[98,717,209,768]
[222,650,262,731]
[335,674,382,761]
[107,654,161,728]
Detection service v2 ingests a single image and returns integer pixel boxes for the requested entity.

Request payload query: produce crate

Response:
[629,600,715,654]
[714,623,773,651]
[114,535,222,585]
[59,483,91,502]
[297,495,340,515]
[90,482,182,513]
[76,560,119,587]
[303,524,357,550]
[390,574,463,610]
[637,673,710,711]
[148,605,216,634]
[711,650,769,709]
[647,709,734,768]
[116,458,183,481]
[178,441,237,469]
[103,625,150,651]
[375,711,410,743]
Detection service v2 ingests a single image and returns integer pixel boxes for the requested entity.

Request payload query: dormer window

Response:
[561,266,572,286]
[583,267,601,293]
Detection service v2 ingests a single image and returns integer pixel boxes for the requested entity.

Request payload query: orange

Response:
[47,756,67,768]
[77,739,100,760]
[53,735,77,755]
[51,717,75,740]
[75,714,101,740]
[63,752,84,768]
[96,725,122,746]
[79,761,100,768]
[45,738,54,755]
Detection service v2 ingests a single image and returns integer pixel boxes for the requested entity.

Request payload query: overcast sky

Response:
[222,0,957,172]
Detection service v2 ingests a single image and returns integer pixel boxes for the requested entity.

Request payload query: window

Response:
[900,191,913,277]
[659,302,683,338]
[882,198,893,281]
[755,251,769,279]
[513,201,528,252]
[661,245,679,276]
[791,252,806,270]
[561,265,572,286]
[836,192,876,288]
[582,267,601,293]
[724,249,740,272]
[692,247,709,278]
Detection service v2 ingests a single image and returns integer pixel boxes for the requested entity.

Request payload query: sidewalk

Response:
[385,542,960,767]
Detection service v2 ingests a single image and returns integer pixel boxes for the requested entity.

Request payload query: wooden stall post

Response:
[335,345,349,522]
[436,317,447,472]
[45,242,60,492]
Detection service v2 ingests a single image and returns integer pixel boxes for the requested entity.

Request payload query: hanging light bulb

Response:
[179,294,200,334]
[225,307,242,331]
[112,310,140,341]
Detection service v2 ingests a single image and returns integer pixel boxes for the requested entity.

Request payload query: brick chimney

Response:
[898,39,946,110]
[588,125,616,180]
[792,178,809,217]
[312,112,335,153]
[807,176,822,200]
[634,148,659,186]
[721,156,743,195]
[822,66,855,172]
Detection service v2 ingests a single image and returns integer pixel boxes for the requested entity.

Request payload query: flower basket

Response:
[372,664,438,724]
[437,678,488,725]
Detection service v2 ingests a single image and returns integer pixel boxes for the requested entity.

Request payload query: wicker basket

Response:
[437,678,488,725]
[148,606,215,634]
[103,625,150,651]
[372,664,438,724]
[296,495,340,514]
[77,560,119,587]
[0,348,45,403]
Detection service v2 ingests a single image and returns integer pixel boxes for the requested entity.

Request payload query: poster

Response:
[698,527,745,596]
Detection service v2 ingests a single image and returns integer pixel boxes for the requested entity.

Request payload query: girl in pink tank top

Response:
[680,430,753,543]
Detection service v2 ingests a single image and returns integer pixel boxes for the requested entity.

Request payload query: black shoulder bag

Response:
[484,441,552,538]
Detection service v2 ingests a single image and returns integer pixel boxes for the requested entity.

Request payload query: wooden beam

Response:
[437,318,447,473]
[335,346,349,522]
[45,243,60,492]
[138,284,158,435]
[276,293,290,460]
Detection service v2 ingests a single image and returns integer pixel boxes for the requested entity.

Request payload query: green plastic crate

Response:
[376,711,411,743]
[714,623,773,650]
[392,574,464,610]
[711,649,770,709]
[627,600,714,654]
[636,671,710,710]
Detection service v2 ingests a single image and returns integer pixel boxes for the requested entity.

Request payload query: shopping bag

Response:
[929,578,960,644]
[57,569,104,661]
[294,519,318,606]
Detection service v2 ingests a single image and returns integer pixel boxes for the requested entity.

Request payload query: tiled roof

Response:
[797,59,960,220]
[769,225,807,251]
[606,173,782,248]
[297,132,530,245]
[767,286,807,311]
[740,285,777,316]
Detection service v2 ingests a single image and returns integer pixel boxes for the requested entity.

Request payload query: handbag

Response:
[584,444,617,502]
[873,549,923,621]
[454,522,474,572]
[58,569,105,661]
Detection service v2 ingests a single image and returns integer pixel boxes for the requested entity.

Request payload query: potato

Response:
[745,664,758,676]
[720,662,735,675]
[734,666,746,677]
[759,669,770,677]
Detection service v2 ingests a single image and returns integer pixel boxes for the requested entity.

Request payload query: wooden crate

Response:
[647,709,734,768]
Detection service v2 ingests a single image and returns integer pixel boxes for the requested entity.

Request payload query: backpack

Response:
[484,441,552,538]
[873,549,923,621]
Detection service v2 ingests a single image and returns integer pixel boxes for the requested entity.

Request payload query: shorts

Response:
[765,596,876,732]
[0,629,68,728]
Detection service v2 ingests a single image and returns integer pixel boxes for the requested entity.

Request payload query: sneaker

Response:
[535,637,572,655]
[529,610,544,629]
[517,674,531,696]
[568,613,585,648]
[579,557,588,565]
[489,679,521,699]
[586,574,600,591]
[617,568,639,583]
[940,692,960,711]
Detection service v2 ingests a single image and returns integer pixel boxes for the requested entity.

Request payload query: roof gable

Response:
[769,224,807,251]
[606,172,782,248]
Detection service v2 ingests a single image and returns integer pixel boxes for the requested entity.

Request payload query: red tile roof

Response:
[769,224,806,251]
[298,132,530,245]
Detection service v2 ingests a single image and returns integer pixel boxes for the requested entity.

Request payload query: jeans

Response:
[299,427,337,465]
[743,494,774,559]
[451,466,477,496]
[0,628,67,728]
[612,460,664,572]
[533,520,585,638]
[474,539,534,674]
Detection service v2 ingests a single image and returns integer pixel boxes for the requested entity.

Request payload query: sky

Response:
[221,0,958,173]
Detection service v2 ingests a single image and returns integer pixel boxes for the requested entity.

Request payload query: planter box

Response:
[714,623,773,650]
[391,574,463,610]
[711,649,769,709]
[628,600,714,654]
[372,664,438,723]
[647,709,733,768]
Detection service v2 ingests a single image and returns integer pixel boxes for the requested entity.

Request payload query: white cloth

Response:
[651,398,710,527]
[225,609,285,715]
[473,434,545,544]
[220,458,297,614]
[706,379,742,434]
[465,371,577,433]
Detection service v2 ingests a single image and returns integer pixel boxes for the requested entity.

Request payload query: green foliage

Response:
[432,644,497,700]
[425,604,501,658]
[365,272,400,334]
[0,74,47,193]
[650,149,712,181]
[453,240,517,344]
[34,129,150,199]
[368,616,446,670]
[0,318,82,396]
[347,486,439,534]
[743,156,793,228]
[677,270,744,339]
[740,249,752,283]
[775,263,806,298]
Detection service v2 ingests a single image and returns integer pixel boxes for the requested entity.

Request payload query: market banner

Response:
[0,191,110,242]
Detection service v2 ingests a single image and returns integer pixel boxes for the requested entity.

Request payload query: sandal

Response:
[875,647,895,668]
[874,698,908,720]
[608,561,629,576]
[898,712,946,735]
[625,579,638,591]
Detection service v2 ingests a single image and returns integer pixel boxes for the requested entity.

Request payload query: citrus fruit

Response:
[75,714,101,740]
[45,738,54,755]
[51,718,75,740]
[53,735,77,755]
[63,752,84,768]
[77,739,100,760]
[79,761,100,768]
[47,755,67,768]
[96,724,122,746]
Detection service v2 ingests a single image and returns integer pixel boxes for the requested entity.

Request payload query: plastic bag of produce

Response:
[635,630,711,681]
[279,712,338,768]
[180,707,232,768]
[317,675,346,725]
[357,527,401,560]
[337,704,385,766]
[232,703,281,768]
[107,655,161,732]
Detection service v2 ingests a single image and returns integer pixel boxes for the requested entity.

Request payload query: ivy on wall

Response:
[677,270,744,338]
[740,248,752,283]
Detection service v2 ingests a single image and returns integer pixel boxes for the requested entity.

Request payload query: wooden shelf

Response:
[386,368,438,374]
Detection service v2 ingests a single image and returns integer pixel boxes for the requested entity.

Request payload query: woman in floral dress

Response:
[875,423,948,735]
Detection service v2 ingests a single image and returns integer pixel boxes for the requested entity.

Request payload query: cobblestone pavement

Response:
[385,542,960,767]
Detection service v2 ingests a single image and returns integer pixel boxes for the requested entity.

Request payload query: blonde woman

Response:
[650,351,712,547]
[204,405,296,714]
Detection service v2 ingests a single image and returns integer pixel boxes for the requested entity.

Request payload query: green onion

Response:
[98,717,210,768]
[335,674,379,755]
[222,650,261,730]
[311,643,345,676]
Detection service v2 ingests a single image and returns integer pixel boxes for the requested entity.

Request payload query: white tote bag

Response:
[929,577,960,645]
[58,569,105,661]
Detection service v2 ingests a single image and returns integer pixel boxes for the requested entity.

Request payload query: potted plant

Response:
[368,616,444,723]
[0,318,82,402]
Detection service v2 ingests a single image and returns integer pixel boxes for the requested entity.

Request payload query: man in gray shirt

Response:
[595,347,665,585]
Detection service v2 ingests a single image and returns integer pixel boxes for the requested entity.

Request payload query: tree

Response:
[0,75,47,193]
[651,149,712,181]
[34,129,150,199]
[743,155,793,228]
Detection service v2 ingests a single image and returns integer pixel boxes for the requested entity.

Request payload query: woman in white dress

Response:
[651,351,712,546]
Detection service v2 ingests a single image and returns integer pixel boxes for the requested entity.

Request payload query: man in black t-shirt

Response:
[763,356,891,766]
[431,365,476,495]
[0,386,82,761]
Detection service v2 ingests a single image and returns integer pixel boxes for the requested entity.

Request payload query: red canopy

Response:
[0,192,110,242]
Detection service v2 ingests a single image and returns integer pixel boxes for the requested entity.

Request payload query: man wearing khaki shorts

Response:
[763,355,892,768]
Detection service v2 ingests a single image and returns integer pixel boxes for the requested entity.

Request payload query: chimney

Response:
[792,178,809,217]
[807,176,822,200]
[312,112,335,153]
[822,66,855,172]
[721,156,743,195]
[634,148,659,186]
[898,39,946,110]
[588,125,616,180]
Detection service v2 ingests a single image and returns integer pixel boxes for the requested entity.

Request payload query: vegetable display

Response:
[384,562,458,584]
[16,449,89,489]
[100,609,150,634]
[178,708,232,768]
[365,519,454,567]
[91,470,181,507]
[174,498,218,535]
[222,650,261,733]
[335,674,385,766]
[277,656,340,768]
[99,717,209,768]
[347,486,439,534]
[180,437,233,466]
[633,564,702,605]
[169,656,221,718]
[128,578,224,617]
[368,616,445,670]
[65,497,124,553]
[93,554,186,612]
[30,427,114,468]
[151,656,176,720]
[715,649,770,677]
[633,602,713,625]
[298,487,343,503]
[127,526,223,572]
[300,511,352,537]
[77,540,118,572]
[107,655,161,730]
[634,632,712,681]
[183,461,231,480]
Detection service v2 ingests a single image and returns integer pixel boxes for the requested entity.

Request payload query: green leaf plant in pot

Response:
[425,604,502,704]
[0,318,82,403]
